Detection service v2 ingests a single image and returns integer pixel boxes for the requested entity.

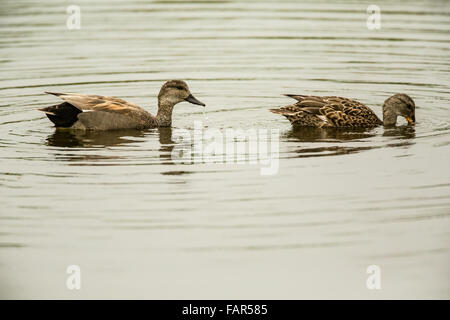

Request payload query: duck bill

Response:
[185,94,205,107]
[405,116,415,125]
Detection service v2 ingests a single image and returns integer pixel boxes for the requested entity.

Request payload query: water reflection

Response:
[46,129,147,148]
[286,126,416,158]
[157,127,176,164]
[286,127,377,142]
[44,127,179,165]
[382,125,416,139]
[44,125,417,163]
[157,127,174,145]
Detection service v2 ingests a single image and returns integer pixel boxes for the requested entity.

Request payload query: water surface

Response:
[0,0,449,299]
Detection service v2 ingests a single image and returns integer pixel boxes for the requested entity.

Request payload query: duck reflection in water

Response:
[287,125,415,158]
[46,127,174,148]
[287,126,377,142]
[46,128,145,148]
[45,127,176,165]
[382,125,416,139]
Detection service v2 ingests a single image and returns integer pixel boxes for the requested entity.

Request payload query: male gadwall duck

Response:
[270,93,415,128]
[38,80,205,130]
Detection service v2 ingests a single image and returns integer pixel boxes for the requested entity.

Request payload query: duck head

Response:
[158,80,205,107]
[382,93,415,126]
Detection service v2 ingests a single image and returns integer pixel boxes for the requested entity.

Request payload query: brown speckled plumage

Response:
[271,93,416,128]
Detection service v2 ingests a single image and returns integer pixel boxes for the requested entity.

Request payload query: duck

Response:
[38,80,205,130]
[270,93,415,128]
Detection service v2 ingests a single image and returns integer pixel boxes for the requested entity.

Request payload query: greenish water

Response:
[0,0,449,299]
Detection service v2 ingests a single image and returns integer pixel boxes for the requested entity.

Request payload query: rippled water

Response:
[1,0,449,299]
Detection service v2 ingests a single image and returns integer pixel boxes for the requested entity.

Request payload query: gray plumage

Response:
[38,80,205,130]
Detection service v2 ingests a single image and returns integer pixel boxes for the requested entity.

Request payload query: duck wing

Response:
[45,92,145,114]
[44,92,153,130]
[270,104,328,128]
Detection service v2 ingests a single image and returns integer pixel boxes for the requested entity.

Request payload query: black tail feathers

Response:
[38,102,82,128]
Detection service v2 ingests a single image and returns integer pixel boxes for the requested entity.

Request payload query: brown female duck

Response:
[270,93,415,128]
[38,80,205,130]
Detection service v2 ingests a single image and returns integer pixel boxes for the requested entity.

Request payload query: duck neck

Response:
[156,99,175,127]
[383,105,397,126]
